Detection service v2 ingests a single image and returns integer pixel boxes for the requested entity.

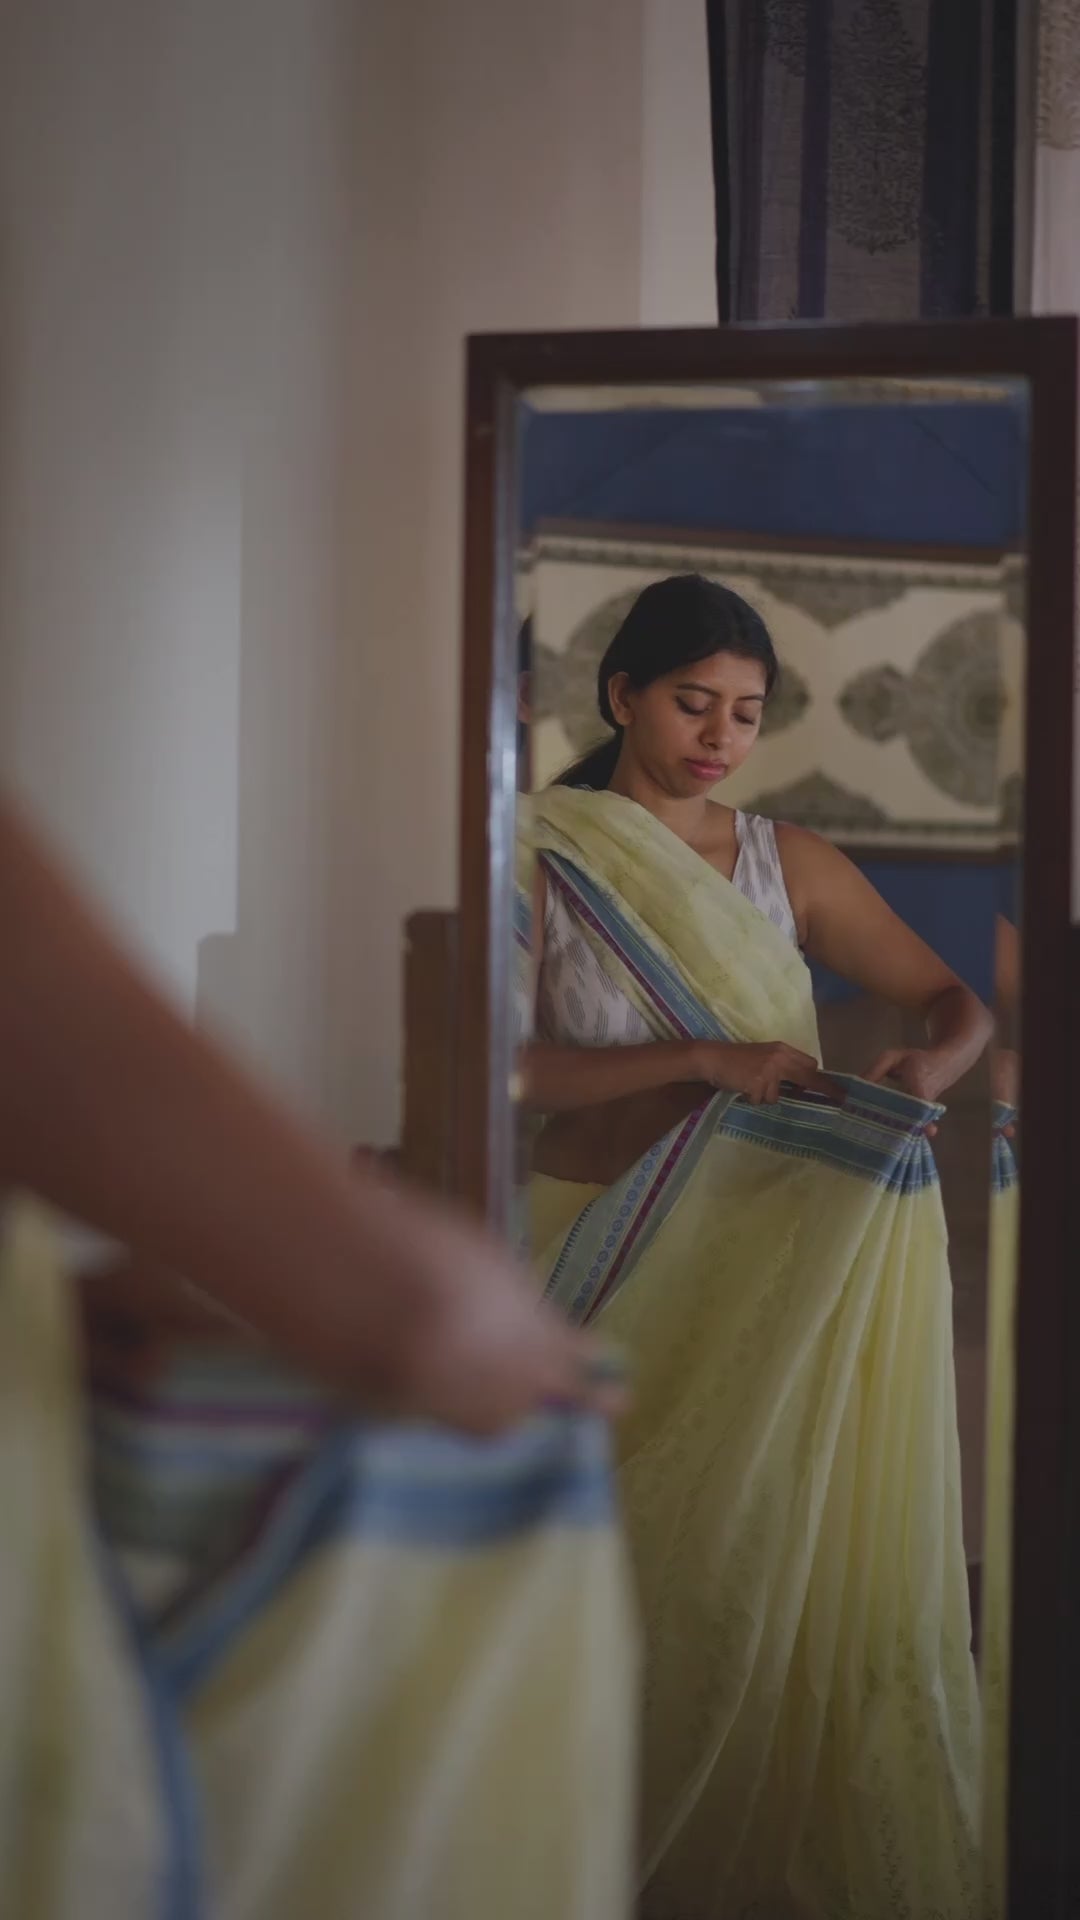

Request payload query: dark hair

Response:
[556,573,779,789]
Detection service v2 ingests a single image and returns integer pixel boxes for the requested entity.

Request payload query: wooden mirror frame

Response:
[454,317,1078,1911]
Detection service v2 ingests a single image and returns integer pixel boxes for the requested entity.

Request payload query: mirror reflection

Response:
[511,379,1026,1916]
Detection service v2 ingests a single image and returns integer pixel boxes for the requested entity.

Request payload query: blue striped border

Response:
[544,1101,721,1324]
[154,1413,616,1700]
[541,1073,942,1326]
[91,1537,205,1920]
[542,854,727,1041]
[719,1077,943,1197]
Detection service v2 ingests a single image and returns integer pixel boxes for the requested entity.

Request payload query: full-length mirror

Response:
[458,322,1078,1918]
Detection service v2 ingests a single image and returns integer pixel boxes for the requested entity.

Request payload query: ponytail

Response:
[555,731,623,790]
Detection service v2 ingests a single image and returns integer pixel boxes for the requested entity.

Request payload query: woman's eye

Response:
[677,700,709,717]
[735,711,759,727]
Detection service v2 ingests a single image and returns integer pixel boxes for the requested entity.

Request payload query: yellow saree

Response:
[0,1200,637,1920]
[521,788,984,1920]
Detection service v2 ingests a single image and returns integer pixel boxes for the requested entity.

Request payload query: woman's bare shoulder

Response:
[772,823,864,923]
[772,819,850,871]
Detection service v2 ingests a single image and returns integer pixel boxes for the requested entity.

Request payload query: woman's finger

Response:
[781,1048,820,1075]
[809,1070,846,1102]
[783,1060,846,1102]
[863,1050,905,1086]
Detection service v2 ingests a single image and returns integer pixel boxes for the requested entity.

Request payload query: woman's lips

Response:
[685,760,727,781]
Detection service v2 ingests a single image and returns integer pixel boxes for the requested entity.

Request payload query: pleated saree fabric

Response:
[0,1200,636,1920]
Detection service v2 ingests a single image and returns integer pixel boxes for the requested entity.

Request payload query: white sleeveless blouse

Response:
[530,810,798,1047]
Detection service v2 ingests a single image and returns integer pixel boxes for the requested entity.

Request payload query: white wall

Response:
[0,0,247,1006]
[324,0,651,1143]
[640,0,717,327]
[195,0,355,1118]
[0,0,717,1144]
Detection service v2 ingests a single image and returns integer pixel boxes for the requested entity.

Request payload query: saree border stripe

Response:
[585,1105,715,1322]
[743,1075,938,1185]
[154,1414,616,1698]
[717,1084,943,1195]
[88,1360,341,1566]
[90,1402,334,1463]
[541,856,712,1040]
[543,1103,717,1326]
[543,1072,944,1330]
[91,1535,205,1920]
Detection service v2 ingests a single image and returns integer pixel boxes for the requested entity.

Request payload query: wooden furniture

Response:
[399,909,459,1196]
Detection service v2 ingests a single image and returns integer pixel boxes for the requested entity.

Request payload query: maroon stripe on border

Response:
[584,1105,711,1324]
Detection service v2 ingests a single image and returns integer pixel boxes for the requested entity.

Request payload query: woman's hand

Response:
[864,1046,955,1104]
[694,1041,842,1106]
[863,1048,957,1137]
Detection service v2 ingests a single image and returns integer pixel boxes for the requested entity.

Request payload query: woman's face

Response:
[608,649,768,799]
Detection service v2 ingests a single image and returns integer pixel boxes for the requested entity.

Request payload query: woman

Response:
[517,574,994,1919]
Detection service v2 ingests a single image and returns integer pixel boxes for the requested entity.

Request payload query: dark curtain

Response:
[706,0,1018,322]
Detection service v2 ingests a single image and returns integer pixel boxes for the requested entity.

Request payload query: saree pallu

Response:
[522,789,984,1920]
[0,1201,636,1920]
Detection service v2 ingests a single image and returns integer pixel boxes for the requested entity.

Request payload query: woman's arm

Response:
[778,825,993,1100]
[0,797,618,1432]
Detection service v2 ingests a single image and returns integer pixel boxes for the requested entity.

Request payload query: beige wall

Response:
[640,0,716,325]
[0,0,715,1144]
[0,0,249,1005]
